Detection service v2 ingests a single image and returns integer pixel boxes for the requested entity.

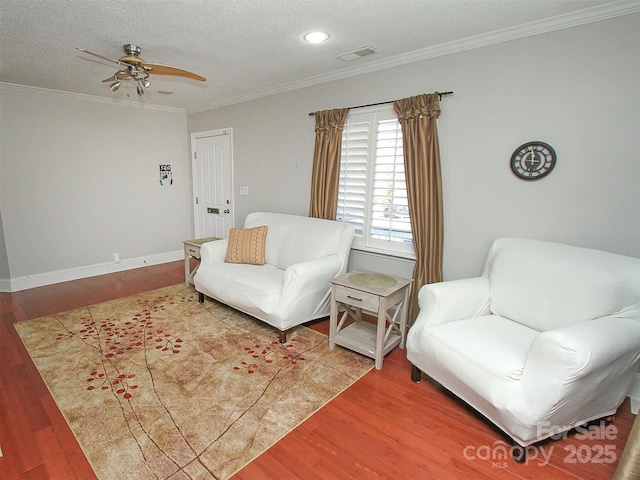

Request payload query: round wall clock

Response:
[510,141,556,180]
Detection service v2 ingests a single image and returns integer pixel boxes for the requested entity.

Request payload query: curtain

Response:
[613,411,640,480]
[309,108,349,220]
[393,94,443,322]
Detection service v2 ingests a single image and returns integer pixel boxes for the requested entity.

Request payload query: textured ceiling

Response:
[0,0,635,112]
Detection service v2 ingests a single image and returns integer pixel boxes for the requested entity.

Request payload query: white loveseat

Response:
[194,212,355,341]
[407,238,640,448]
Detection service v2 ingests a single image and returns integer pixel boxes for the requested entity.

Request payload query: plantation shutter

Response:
[370,118,410,245]
[337,116,369,239]
[336,106,414,255]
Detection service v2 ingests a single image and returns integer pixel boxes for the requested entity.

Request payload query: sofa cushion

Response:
[228,266,285,312]
[423,315,539,385]
[486,239,637,332]
[243,212,352,271]
[225,226,268,265]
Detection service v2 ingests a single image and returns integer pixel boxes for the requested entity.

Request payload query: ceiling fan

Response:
[76,44,206,96]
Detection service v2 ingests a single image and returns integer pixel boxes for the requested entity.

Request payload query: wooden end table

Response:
[182,237,220,286]
[329,270,412,370]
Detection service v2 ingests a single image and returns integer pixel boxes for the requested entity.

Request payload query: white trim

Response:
[0,82,186,114]
[629,369,640,414]
[188,0,640,114]
[2,250,184,292]
[350,244,416,263]
[350,246,416,265]
[0,278,11,292]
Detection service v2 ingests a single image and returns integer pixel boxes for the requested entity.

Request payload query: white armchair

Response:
[407,238,640,448]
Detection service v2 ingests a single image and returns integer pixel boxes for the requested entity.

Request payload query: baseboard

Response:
[1,250,184,292]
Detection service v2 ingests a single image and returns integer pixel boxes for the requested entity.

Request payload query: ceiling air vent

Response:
[336,46,378,62]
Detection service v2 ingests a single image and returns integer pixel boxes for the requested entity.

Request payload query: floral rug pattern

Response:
[15,284,372,479]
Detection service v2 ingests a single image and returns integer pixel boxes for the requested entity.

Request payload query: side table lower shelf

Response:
[333,321,402,359]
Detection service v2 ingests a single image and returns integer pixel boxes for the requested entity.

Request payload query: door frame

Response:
[190,127,235,238]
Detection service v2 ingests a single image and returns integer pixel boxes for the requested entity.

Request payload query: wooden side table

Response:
[329,270,412,370]
[182,237,220,286]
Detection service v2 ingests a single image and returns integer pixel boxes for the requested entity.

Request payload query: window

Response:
[336,105,414,257]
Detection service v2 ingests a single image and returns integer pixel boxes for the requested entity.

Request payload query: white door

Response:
[191,128,234,239]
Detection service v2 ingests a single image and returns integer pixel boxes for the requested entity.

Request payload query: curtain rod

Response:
[308,91,453,116]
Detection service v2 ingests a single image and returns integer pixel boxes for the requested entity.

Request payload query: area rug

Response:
[15,284,372,479]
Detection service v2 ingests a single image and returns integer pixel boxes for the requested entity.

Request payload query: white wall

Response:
[188,14,639,281]
[1,14,637,290]
[0,87,191,290]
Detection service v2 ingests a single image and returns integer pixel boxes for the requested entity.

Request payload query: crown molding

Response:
[188,0,639,114]
[0,82,186,114]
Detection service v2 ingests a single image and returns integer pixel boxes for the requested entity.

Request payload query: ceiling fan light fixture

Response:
[304,31,329,44]
[77,43,206,97]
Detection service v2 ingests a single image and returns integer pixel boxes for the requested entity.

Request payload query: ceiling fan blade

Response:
[142,63,206,81]
[76,47,123,66]
[118,55,145,64]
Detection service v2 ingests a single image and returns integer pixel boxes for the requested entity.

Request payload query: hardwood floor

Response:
[1,261,634,479]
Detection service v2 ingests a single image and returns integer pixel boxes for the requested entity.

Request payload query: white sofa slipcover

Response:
[194,212,355,341]
[407,238,640,447]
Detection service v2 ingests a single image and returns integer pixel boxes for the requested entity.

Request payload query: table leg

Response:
[400,285,410,349]
[375,301,386,370]
[329,289,337,350]
[184,252,190,286]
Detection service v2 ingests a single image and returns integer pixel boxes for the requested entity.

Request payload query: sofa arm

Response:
[525,317,640,379]
[282,254,343,292]
[415,277,491,327]
[278,255,344,315]
[199,238,229,264]
[519,317,640,422]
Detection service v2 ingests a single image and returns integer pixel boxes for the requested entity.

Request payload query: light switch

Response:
[239,187,249,196]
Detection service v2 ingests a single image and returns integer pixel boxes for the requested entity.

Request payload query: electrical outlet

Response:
[114,253,120,264]
[240,186,249,196]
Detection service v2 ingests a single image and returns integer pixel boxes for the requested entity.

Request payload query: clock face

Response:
[510,141,556,180]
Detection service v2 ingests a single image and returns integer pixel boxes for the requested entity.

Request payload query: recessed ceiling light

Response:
[304,31,329,44]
